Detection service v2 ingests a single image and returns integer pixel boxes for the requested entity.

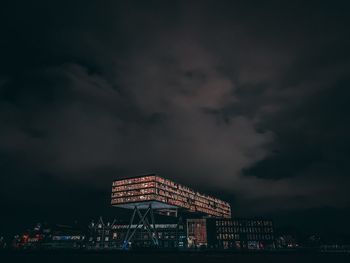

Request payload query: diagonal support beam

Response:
[122,204,159,249]
[123,207,137,245]
[136,206,158,245]
[150,204,159,245]
[126,206,151,243]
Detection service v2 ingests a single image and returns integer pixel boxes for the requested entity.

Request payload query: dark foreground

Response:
[1,251,350,263]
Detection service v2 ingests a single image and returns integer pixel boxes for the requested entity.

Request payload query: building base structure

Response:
[122,204,159,249]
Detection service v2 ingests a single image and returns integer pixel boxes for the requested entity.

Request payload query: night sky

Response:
[1,0,350,239]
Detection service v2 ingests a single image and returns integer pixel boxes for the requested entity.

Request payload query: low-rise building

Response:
[187,218,275,250]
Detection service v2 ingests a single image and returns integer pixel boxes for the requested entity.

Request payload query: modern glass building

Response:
[111,174,231,218]
[207,218,275,250]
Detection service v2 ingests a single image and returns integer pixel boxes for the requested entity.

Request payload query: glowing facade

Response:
[111,174,231,218]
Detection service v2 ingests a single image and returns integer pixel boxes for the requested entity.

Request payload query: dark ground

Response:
[1,251,350,263]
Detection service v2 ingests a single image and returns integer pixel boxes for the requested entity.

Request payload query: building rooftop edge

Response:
[112,173,158,181]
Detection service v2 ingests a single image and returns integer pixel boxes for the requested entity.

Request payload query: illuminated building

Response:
[87,217,118,249]
[206,218,275,250]
[187,219,207,248]
[111,174,231,249]
[111,174,231,218]
[13,223,85,250]
[181,218,275,250]
[87,217,187,249]
[86,217,274,250]
[112,222,186,249]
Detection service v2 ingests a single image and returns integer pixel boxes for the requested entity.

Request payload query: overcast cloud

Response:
[1,1,350,230]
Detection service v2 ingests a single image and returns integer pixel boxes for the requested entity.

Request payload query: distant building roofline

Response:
[113,173,158,181]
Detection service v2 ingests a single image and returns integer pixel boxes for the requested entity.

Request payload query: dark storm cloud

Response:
[1,0,350,222]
